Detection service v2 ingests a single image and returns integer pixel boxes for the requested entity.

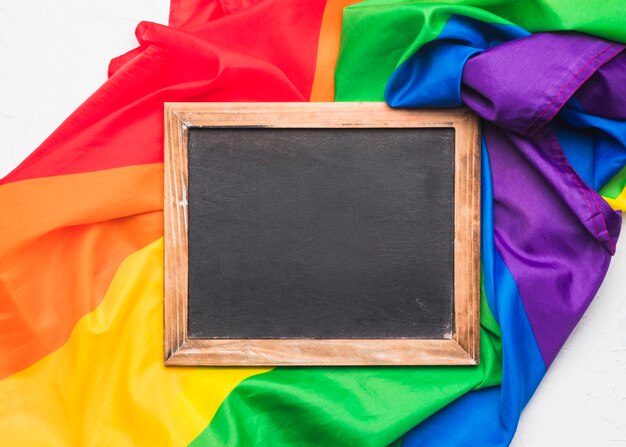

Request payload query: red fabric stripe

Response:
[1,0,326,185]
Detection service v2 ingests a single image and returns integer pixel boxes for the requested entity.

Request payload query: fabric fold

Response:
[381,11,625,445]
[388,25,624,364]
[461,32,624,137]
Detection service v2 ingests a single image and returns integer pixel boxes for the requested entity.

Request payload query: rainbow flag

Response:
[1,1,625,445]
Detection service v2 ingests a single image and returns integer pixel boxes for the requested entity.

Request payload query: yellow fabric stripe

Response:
[603,191,626,212]
[602,194,626,212]
[0,239,269,446]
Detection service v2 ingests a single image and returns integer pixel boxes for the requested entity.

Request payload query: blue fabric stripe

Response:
[555,98,626,190]
[480,137,498,322]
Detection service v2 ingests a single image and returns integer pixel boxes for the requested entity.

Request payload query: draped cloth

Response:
[384,21,625,446]
[0,1,625,446]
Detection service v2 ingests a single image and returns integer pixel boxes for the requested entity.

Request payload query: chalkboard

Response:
[164,103,480,366]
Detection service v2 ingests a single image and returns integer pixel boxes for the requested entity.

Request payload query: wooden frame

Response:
[164,102,480,366]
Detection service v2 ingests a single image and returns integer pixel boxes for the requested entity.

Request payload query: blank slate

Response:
[164,103,480,366]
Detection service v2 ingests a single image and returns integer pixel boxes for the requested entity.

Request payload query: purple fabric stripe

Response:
[484,123,615,364]
[461,32,624,137]
[460,32,623,365]
[576,52,626,120]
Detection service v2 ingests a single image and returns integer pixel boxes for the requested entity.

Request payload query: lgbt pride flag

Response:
[1,1,625,446]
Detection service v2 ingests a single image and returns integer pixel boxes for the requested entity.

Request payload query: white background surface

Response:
[1,2,625,445]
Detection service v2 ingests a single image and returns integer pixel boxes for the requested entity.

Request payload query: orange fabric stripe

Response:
[0,164,162,254]
[310,0,362,101]
[0,164,163,379]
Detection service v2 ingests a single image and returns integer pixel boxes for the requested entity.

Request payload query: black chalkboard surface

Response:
[164,103,480,366]
[187,128,454,339]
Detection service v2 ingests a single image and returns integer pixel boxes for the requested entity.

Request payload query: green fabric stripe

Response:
[488,0,626,41]
[480,273,502,363]
[189,276,502,447]
[600,165,626,199]
[335,0,626,101]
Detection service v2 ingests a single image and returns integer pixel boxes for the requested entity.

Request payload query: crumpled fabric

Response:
[383,17,624,447]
